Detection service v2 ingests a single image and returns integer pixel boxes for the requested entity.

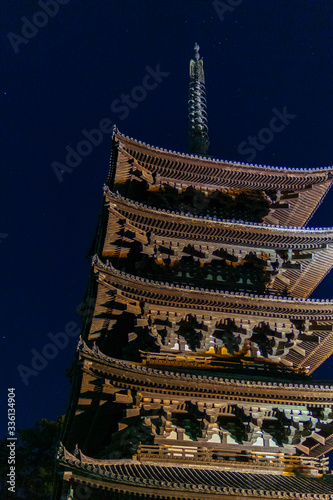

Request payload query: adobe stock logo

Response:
[16,300,95,386]
[17,322,80,386]
[237,106,297,162]
[51,64,170,183]
[213,0,243,22]
[7,0,71,54]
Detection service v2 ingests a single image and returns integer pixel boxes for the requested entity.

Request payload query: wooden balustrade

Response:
[136,444,328,474]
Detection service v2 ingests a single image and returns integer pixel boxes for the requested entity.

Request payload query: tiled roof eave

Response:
[92,254,333,307]
[104,186,333,235]
[57,444,333,499]
[77,338,333,393]
[115,131,333,175]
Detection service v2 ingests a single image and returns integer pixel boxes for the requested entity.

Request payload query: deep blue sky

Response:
[2,0,333,454]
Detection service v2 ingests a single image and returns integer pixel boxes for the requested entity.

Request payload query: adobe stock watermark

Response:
[51,64,170,183]
[17,300,94,386]
[0,233,8,243]
[7,0,71,54]
[213,0,243,22]
[237,106,297,162]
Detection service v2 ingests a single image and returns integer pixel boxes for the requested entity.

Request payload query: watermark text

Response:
[7,0,71,54]
[52,64,169,183]
[7,388,16,494]
[237,106,297,162]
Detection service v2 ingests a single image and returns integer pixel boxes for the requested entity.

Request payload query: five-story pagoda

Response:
[54,45,333,500]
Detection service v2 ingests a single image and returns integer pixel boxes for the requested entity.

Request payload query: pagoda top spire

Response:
[188,43,210,155]
[194,42,200,59]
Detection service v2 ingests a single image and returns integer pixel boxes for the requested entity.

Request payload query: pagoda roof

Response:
[58,443,333,499]
[111,130,333,228]
[105,188,333,239]
[91,257,333,374]
[71,341,333,462]
[77,338,333,405]
[93,256,333,318]
[103,189,333,298]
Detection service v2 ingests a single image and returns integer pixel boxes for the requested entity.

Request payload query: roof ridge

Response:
[92,254,333,304]
[115,130,333,174]
[103,185,333,232]
[77,338,333,391]
[57,443,333,498]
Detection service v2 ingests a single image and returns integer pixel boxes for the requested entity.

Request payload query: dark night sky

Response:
[2,0,333,460]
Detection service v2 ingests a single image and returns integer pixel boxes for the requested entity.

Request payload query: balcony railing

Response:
[136,444,329,475]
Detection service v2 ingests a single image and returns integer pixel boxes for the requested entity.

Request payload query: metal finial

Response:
[194,43,200,60]
[188,44,209,155]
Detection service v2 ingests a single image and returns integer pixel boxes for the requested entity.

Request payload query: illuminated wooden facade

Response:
[54,48,333,500]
